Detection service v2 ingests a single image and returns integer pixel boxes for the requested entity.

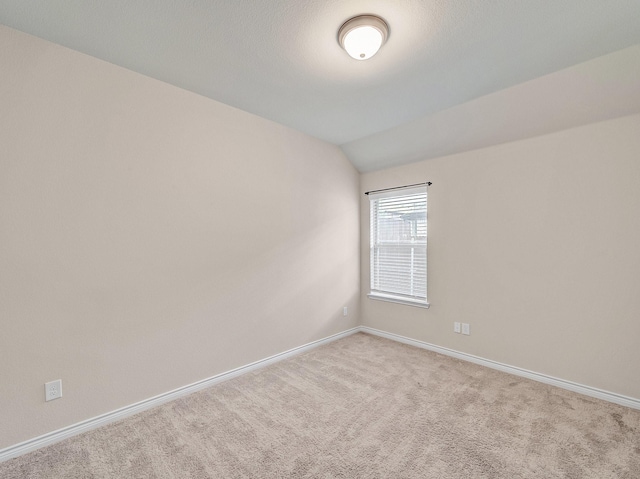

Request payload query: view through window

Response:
[369,185,428,308]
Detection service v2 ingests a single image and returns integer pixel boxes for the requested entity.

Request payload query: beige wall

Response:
[361,113,640,400]
[2,20,639,453]
[0,26,360,449]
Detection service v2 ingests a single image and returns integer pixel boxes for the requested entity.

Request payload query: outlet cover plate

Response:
[462,323,470,335]
[45,379,62,401]
[454,322,461,333]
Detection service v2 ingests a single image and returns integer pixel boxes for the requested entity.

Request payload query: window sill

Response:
[367,293,430,309]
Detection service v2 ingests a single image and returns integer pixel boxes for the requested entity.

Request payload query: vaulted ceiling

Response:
[2,1,640,171]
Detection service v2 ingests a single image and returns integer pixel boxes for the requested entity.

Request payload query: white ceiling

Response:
[1,0,640,172]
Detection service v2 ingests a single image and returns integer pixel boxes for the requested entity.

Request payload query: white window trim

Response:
[368,184,429,309]
[367,292,430,309]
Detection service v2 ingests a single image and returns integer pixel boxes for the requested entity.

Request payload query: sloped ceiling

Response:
[1,0,640,171]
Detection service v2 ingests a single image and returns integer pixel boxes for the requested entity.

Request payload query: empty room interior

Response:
[1,1,640,477]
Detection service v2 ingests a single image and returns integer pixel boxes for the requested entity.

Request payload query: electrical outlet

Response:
[343,306,348,316]
[462,323,470,335]
[45,379,62,401]
[454,322,461,333]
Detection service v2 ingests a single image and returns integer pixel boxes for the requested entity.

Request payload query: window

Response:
[368,184,429,308]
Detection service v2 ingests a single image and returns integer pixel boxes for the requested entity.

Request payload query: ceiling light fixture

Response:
[338,15,389,60]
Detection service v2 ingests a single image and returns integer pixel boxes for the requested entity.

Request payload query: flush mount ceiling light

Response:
[338,15,389,60]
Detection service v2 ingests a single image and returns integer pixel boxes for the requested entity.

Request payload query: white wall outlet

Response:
[462,323,470,335]
[454,322,461,333]
[45,379,62,401]
[343,306,348,316]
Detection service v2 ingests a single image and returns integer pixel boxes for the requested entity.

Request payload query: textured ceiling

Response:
[1,0,640,171]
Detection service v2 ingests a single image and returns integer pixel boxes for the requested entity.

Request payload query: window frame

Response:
[368,185,430,309]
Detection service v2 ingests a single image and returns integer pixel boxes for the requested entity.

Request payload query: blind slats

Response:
[370,189,427,302]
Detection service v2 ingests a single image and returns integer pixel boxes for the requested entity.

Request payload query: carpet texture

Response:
[2,332,639,478]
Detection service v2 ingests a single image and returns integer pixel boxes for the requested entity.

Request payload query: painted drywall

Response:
[344,45,640,171]
[360,113,640,400]
[0,25,360,449]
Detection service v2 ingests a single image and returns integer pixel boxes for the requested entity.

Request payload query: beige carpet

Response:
[2,332,639,478]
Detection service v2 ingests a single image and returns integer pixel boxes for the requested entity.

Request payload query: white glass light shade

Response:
[338,15,389,60]
[343,26,382,60]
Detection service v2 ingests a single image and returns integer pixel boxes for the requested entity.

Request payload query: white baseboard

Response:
[4,325,638,463]
[0,327,360,463]
[360,326,640,411]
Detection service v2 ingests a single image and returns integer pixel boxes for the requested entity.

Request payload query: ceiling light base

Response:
[338,15,389,60]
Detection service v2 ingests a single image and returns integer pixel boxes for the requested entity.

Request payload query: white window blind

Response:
[369,185,428,308]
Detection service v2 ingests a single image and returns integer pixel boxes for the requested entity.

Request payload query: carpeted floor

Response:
[2,332,639,478]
